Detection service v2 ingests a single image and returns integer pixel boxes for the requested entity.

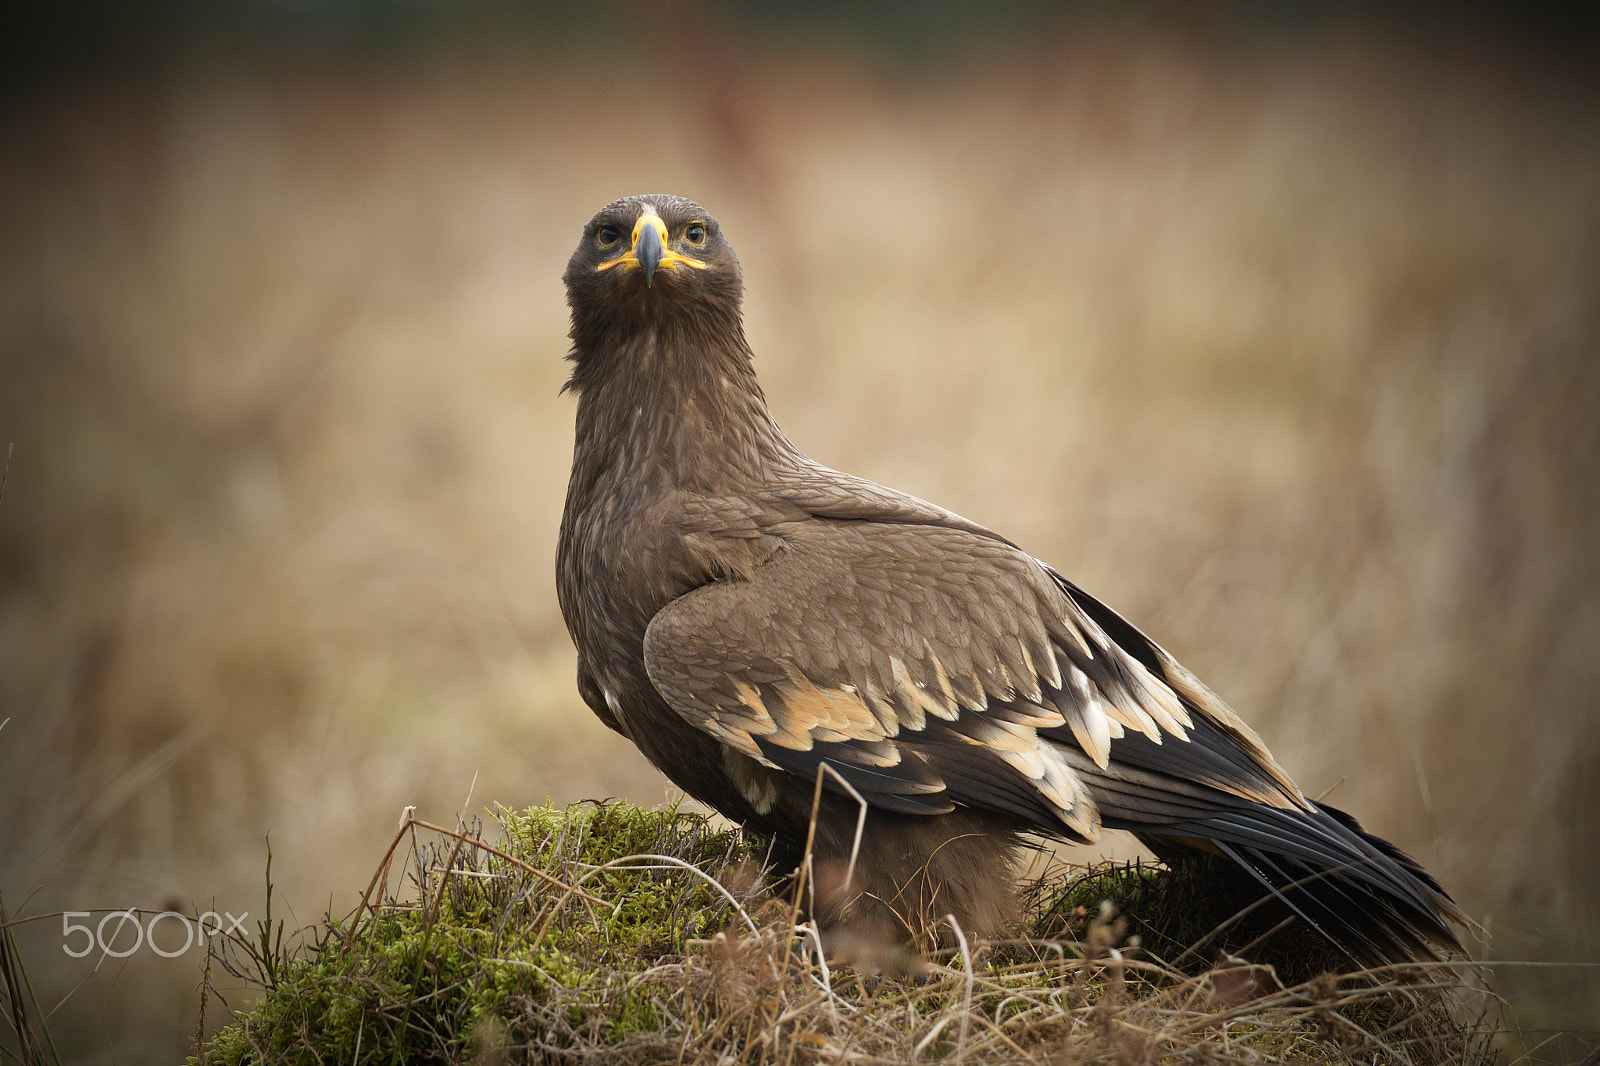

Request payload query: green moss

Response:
[193,802,761,1066]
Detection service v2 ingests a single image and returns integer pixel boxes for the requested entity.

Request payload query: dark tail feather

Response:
[1142,801,1465,967]
[1051,572,1465,965]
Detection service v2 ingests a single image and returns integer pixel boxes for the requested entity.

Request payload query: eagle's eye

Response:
[684,223,708,246]
[597,225,621,248]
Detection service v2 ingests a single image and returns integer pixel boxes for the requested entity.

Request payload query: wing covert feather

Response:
[643,515,1308,835]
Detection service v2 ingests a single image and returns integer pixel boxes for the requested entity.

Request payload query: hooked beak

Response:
[634,214,664,286]
[595,208,708,286]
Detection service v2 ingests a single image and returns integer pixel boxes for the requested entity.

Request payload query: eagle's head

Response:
[563,195,745,365]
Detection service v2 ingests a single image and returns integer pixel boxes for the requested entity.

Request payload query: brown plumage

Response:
[556,193,1465,963]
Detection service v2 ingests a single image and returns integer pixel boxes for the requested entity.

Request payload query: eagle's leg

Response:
[769,799,1027,953]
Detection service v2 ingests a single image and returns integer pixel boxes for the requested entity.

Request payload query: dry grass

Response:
[1,13,1597,1062]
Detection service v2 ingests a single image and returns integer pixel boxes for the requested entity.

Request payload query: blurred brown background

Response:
[1,2,1597,1062]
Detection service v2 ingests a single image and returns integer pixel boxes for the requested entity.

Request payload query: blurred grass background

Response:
[1,2,1597,1061]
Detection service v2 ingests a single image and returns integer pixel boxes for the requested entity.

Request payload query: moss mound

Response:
[193,802,1493,1065]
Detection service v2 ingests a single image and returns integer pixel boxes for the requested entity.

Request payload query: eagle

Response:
[556,193,1465,964]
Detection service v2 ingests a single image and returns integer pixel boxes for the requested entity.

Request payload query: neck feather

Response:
[567,315,797,497]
